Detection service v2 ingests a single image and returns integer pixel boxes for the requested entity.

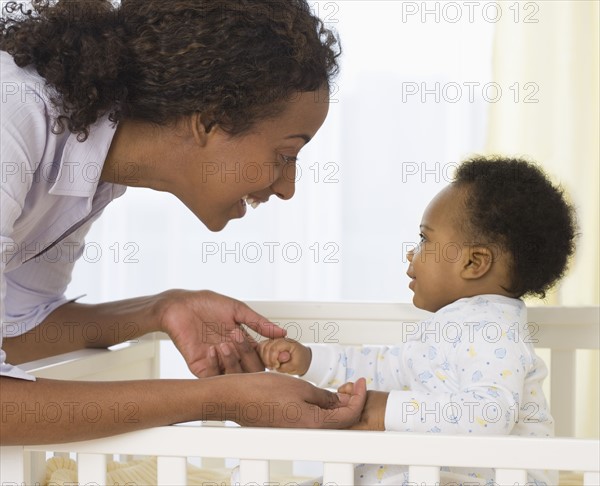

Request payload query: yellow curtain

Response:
[485,0,599,437]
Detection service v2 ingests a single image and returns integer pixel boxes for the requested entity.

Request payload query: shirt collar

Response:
[49,114,118,198]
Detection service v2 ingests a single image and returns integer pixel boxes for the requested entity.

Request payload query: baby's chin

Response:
[412,295,443,313]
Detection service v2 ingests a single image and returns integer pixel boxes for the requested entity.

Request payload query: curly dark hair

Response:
[454,156,578,299]
[0,0,340,141]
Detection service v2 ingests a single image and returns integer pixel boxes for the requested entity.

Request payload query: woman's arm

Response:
[0,372,367,445]
[2,297,157,364]
[2,289,284,375]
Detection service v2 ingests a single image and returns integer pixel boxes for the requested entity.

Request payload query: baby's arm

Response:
[302,344,408,391]
[257,338,312,375]
[259,341,410,431]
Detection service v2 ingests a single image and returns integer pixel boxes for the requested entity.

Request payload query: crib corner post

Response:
[550,349,576,436]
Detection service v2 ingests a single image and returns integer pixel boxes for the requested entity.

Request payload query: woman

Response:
[0,0,366,445]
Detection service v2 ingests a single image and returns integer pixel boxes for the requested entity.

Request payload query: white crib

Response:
[2,302,599,485]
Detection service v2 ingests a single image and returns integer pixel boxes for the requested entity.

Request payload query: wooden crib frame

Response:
[2,302,599,485]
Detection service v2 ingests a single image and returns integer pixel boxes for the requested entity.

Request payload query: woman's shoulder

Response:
[1,52,59,188]
[1,51,55,114]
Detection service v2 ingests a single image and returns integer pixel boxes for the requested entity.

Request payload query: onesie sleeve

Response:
[303,343,410,391]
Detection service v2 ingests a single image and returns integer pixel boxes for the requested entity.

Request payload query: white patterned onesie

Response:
[302,295,555,486]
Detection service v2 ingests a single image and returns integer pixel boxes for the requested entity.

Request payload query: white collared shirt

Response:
[1,51,126,380]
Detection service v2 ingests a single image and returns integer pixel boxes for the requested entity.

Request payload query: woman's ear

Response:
[190,112,216,147]
[460,245,494,280]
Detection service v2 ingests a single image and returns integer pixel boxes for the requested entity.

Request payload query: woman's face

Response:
[181,88,330,231]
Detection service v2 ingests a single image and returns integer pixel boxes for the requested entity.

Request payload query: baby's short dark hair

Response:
[454,156,577,299]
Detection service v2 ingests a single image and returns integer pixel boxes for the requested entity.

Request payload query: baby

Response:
[258,156,577,486]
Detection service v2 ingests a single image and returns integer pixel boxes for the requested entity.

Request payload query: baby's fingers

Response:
[257,340,282,369]
[337,382,355,395]
[277,350,291,364]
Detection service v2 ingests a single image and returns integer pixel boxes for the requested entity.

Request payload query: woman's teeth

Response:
[243,195,261,209]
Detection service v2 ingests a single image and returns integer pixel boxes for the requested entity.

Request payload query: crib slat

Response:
[158,455,187,486]
[270,459,295,478]
[409,465,440,485]
[78,452,106,485]
[24,450,46,485]
[0,446,25,483]
[584,471,600,486]
[239,459,269,484]
[551,349,576,436]
[495,468,528,485]
[324,462,354,484]
[201,457,227,468]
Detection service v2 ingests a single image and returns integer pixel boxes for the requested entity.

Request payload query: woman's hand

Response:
[337,382,388,431]
[208,373,368,428]
[156,290,285,377]
[257,337,312,375]
[1,374,367,444]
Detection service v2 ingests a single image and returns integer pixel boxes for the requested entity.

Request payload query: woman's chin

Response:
[204,218,229,232]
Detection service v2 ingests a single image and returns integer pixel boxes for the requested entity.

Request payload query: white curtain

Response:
[486,0,599,307]
[484,0,599,437]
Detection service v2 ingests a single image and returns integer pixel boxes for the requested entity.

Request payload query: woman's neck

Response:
[100,119,192,193]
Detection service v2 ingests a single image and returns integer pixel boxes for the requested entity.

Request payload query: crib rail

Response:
[4,426,599,485]
[2,302,598,485]
[19,335,160,380]
[246,302,600,350]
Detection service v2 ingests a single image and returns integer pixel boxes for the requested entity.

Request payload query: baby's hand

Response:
[257,338,312,376]
[337,381,388,431]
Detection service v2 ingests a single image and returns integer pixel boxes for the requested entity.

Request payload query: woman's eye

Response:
[281,154,298,164]
[419,232,426,243]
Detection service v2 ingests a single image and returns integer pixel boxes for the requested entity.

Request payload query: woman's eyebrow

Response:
[285,134,311,144]
[420,224,434,232]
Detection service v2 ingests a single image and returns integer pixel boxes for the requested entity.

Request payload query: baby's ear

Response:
[461,245,493,280]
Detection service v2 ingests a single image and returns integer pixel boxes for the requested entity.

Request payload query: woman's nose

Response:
[271,163,296,200]
[406,249,414,262]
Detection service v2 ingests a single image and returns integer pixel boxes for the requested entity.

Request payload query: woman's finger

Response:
[303,382,341,410]
[323,377,367,429]
[240,327,259,348]
[190,345,223,378]
[230,328,265,372]
[234,302,286,339]
[215,343,244,374]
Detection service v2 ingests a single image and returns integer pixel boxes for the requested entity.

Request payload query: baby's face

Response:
[406,185,471,312]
